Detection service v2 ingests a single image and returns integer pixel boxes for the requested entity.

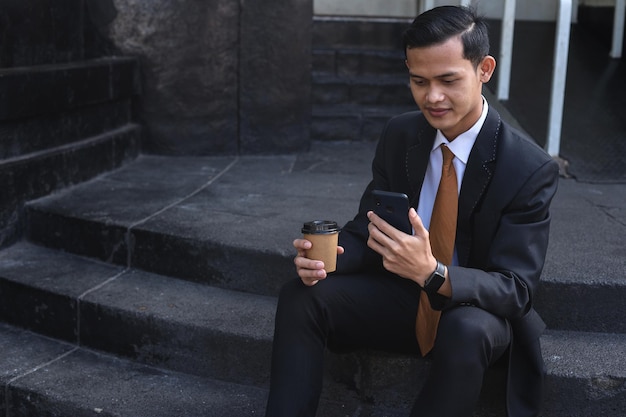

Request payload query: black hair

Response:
[402,6,490,68]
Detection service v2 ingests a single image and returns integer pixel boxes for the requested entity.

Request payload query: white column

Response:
[545,0,572,157]
[419,0,435,12]
[611,0,625,58]
[497,0,516,101]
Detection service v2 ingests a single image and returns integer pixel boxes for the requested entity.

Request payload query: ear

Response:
[405,59,409,70]
[478,55,496,83]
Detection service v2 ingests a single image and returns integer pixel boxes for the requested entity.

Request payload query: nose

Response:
[426,85,445,103]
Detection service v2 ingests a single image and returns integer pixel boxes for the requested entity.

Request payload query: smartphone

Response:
[369,190,412,234]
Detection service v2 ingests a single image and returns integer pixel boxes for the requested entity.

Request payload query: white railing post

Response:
[546,0,572,157]
[420,0,435,12]
[497,0,516,101]
[611,0,625,58]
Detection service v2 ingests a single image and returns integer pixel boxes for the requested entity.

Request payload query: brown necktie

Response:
[416,144,458,356]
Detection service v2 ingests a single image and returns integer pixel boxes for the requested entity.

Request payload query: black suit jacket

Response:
[337,107,559,417]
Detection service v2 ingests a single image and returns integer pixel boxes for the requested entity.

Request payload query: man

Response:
[266,6,559,417]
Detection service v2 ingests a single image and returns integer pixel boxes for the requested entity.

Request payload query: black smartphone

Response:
[369,190,412,234]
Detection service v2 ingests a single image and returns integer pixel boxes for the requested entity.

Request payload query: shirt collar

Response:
[432,97,489,165]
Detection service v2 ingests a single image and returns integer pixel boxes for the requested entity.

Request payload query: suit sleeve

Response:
[336,111,431,275]
[443,157,559,321]
[335,117,397,274]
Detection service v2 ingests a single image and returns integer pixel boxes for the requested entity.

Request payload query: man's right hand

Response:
[293,238,344,286]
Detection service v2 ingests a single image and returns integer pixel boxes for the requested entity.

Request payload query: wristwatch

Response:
[424,260,446,294]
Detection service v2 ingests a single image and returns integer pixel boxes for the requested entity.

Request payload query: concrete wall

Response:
[107,0,313,156]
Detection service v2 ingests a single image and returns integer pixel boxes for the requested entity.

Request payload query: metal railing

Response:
[612,0,625,59]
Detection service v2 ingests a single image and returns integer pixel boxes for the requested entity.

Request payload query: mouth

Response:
[426,108,450,118]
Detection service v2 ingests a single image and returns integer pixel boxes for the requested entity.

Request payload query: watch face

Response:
[426,274,445,293]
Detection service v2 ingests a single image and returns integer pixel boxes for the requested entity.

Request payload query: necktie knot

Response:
[441,145,455,176]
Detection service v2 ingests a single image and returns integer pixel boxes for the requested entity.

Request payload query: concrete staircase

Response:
[311,17,415,142]
[0,16,625,417]
[0,143,625,416]
[0,56,141,247]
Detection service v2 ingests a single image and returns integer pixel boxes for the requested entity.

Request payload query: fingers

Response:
[295,257,326,286]
[408,208,429,240]
[294,255,325,274]
[293,238,311,253]
[408,208,424,231]
[367,210,396,237]
[366,211,397,253]
[293,238,328,286]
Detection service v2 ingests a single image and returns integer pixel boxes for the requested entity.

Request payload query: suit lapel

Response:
[456,107,501,265]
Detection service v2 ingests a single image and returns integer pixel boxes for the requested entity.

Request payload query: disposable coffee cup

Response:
[301,220,340,273]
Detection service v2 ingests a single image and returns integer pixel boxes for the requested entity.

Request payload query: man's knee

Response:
[434,307,509,364]
[276,278,309,317]
[278,278,304,301]
[276,278,329,325]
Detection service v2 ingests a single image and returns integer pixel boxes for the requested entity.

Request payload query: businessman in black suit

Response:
[265,6,559,417]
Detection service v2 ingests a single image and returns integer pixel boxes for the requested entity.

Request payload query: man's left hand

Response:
[367,208,437,286]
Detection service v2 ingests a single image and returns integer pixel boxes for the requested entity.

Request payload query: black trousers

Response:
[265,272,511,417]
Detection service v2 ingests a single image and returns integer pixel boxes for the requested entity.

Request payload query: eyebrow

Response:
[409,71,459,79]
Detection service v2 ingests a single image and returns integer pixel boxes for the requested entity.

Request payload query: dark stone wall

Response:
[107,0,313,155]
[239,0,312,154]
[106,0,239,155]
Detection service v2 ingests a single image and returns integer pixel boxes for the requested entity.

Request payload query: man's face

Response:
[405,36,494,141]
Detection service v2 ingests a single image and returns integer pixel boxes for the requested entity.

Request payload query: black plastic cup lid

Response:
[302,220,340,234]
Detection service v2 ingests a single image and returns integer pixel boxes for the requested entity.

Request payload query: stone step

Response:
[313,48,406,78]
[537,178,626,334]
[1,242,624,417]
[313,16,410,52]
[0,321,268,417]
[0,243,413,416]
[311,16,409,109]
[0,241,426,415]
[312,104,414,142]
[22,149,626,334]
[0,57,139,124]
[311,38,412,143]
[24,148,374,297]
[0,241,276,385]
[312,73,413,107]
[0,57,141,248]
[0,122,140,248]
